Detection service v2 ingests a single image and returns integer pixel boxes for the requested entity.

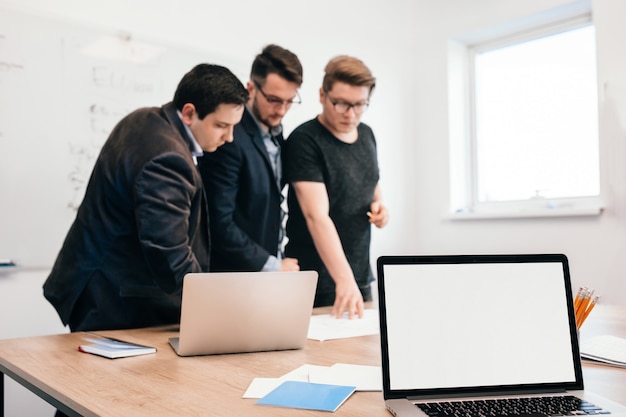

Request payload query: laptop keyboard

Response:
[416,395,610,416]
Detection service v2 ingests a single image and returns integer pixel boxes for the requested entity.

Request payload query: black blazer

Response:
[198,107,283,271]
[43,103,210,331]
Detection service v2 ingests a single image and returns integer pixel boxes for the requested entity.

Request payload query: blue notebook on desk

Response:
[256,381,356,412]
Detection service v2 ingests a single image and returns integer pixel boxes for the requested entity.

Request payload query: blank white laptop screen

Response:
[382,261,576,391]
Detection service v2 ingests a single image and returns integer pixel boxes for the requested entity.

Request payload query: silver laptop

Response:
[376,254,626,417]
[169,271,318,356]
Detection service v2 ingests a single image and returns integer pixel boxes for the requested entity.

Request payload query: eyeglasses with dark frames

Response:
[324,93,369,114]
[253,80,301,108]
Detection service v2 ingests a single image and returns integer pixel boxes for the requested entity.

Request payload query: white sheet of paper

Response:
[307,309,379,341]
[309,363,382,391]
[242,378,284,398]
[243,364,332,398]
[279,364,329,381]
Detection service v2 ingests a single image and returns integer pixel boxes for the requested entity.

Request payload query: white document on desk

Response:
[308,363,382,391]
[243,363,381,398]
[307,309,379,341]
[242,364,329,398]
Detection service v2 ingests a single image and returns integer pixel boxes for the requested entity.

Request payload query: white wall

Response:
[0,269,67,416]
[0,0,624,413]
[0,0,624,316]
[380,0,626,307]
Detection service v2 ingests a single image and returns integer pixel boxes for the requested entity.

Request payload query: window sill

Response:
[446,205,604,221]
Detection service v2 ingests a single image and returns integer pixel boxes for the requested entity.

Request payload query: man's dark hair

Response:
[173,64,249,119]
[250,44,303,87]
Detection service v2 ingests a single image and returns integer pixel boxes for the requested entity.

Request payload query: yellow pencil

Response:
[573,286,585,312]
[575,289,594,326]
[577,295,599,330]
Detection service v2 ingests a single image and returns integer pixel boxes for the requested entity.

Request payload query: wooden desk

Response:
[1,306,625,417]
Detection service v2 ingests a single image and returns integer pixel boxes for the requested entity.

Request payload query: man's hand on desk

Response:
[331,279,365,319]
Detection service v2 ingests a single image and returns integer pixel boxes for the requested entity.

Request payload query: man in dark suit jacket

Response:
[198,45,303,272]
[43,64,248,332]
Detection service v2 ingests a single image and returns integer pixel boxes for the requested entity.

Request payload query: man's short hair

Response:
[173,64,249,119]
[322,55,376,94]
[250,44,303,87]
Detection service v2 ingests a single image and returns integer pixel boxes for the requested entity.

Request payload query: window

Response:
[449,7,602,219]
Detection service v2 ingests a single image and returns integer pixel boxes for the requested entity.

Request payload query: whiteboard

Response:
[0,8,247,266]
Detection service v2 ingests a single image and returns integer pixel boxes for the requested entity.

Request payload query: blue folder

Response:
[256,380,356,412]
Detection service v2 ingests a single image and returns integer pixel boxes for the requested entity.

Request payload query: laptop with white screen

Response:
[376,254,626,417]
[169,271,318,356]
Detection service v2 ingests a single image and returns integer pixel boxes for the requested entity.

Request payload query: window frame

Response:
[448,8,603,220]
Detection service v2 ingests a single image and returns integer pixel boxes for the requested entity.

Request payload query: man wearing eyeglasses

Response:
[284,55,389,319]
[198,45,302,272]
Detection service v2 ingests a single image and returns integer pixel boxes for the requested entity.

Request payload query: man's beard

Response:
[252,99,280,129]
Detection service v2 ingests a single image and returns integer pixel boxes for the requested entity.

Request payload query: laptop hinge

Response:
[406,388,567,401]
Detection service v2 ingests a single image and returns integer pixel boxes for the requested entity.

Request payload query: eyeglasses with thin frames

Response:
[253,80,301,108]
[324,93,369,114]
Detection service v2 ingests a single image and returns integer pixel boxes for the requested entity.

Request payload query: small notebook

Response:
[78,337,156,359]
[580,335,626,368]
[256,381,356,412]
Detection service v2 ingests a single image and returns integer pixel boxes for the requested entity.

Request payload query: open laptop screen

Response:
[377,254,583,398]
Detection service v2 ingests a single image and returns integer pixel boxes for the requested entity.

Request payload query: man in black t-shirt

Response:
[284,55,389,319]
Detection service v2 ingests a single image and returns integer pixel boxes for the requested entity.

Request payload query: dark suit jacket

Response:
[197,107,283,271]
[43,103,210,331]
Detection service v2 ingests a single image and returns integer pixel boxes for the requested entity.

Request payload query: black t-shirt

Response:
[284,117,380,304]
